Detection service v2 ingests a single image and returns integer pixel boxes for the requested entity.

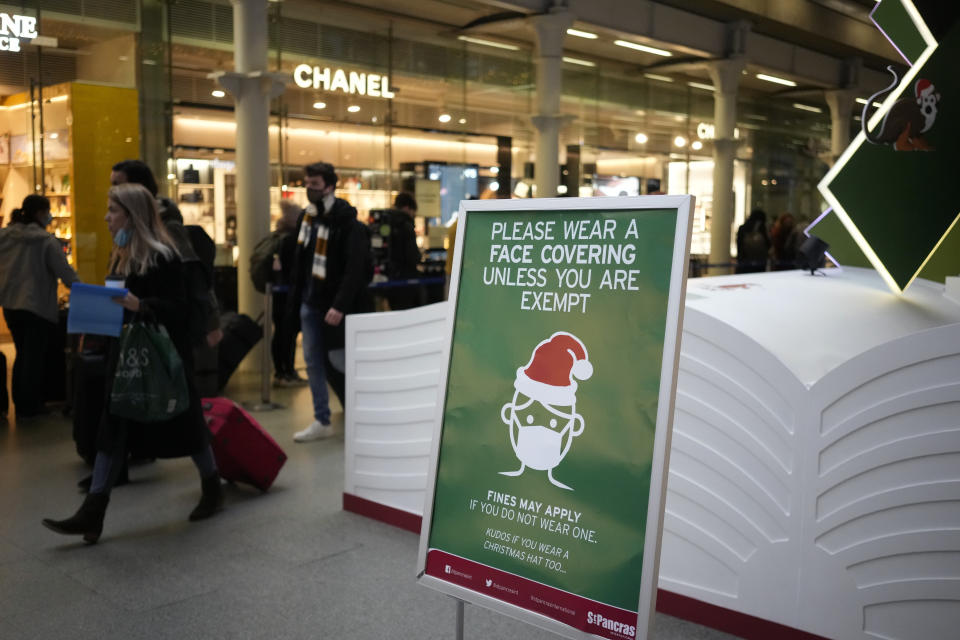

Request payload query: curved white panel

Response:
[864,600,960,640]
[819,388,960,474]
[675,402,792,512]
[669,440,790,541]
[345,304,449,515]
[659,522,741,598]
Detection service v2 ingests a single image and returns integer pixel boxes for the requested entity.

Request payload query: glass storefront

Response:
[1,0,837,268]
[0,3,142,339]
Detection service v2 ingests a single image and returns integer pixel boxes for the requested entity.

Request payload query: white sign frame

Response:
[416,195,694,639]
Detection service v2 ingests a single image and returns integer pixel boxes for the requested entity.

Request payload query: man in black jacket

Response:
[291,162,373,442]
[384,192,422,311]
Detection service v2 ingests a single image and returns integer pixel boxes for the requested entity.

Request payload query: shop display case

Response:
[173,160,398,250]
[0,82,138,342]
[0,92,74,264]
[0,82,139,284]
[176,182,215,241]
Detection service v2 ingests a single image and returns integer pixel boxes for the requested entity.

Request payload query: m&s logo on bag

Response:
[116,347,151,379]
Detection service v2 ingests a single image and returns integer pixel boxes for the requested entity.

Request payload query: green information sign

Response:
[417,196,693,640]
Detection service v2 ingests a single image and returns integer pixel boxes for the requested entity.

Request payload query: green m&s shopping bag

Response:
[109,322,190,422]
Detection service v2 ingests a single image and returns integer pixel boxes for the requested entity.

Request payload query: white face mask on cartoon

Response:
[516,424,566,470]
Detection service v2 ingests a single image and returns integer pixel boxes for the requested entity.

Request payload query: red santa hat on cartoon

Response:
[514,332,593,406]
[916,79,935,100]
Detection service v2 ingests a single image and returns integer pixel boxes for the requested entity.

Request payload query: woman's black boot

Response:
[189,474,224,522]
[41,493,110,544]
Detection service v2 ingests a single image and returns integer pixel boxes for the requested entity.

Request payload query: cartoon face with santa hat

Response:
[499,331,593,491]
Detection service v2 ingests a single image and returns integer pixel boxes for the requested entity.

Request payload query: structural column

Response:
[705,57,745,273]
[529,7,572,198]
[824,89,858,165]
[139,0,172,197]
[210,0,286,369]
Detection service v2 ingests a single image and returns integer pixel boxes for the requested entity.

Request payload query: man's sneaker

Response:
[286,373,309,386]
[293,421,333,442]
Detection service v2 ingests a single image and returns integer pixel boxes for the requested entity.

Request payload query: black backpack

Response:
[740,229,768,263]
[249,232,286,294]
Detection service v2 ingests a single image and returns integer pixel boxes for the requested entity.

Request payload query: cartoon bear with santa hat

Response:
[500,331,593,491]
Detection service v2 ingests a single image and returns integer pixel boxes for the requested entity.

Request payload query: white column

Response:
[529,8,573,198]
[210,0,286,370]
[706,57,745,273]
[825,89,857,165]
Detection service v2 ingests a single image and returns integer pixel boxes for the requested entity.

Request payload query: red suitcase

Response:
[203,398,287,491]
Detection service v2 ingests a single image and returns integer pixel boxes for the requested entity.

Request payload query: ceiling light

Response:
[643,73,674,83]
[691,140,703,150]
[674,136,687,148]
[793,103,823,113]
[347,105,361,113]
[211,90,225,98]
[566,28,598,39]
[490,166,499,175]
[371,116,378,123]
[563,56,596,67]
[312,101,326,109]
[167,173,176,180]
[457,35,519,51]
[49,132,58,139]
[458,118,467,124]
[614,39,672,57]
[756,73,797,87]
[634,133,648,144]
[438,113,452,123]
[489,181,500,191]
[687,81,715,92]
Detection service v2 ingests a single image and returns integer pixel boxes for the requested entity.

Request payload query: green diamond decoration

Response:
[872,0,927,64]
[817,1,960,293]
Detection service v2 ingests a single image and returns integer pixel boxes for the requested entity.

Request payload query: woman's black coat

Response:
[97,255,210,458]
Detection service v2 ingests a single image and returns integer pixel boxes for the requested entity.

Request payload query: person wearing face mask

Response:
[42,183,224,544]
[290,162,373,442]
[110,160,223,354]
[0,194,78,419]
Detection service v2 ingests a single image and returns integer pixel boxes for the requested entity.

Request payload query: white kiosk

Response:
[343,267,960,640]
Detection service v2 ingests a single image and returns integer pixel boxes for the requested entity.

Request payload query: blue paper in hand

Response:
[67,283,128,337]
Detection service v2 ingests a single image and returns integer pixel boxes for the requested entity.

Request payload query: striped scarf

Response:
[297,203,329,281]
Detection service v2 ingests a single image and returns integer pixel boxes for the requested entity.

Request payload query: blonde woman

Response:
[43,183,223,544]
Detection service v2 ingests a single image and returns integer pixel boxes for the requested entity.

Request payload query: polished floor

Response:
[0,344,737,639]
